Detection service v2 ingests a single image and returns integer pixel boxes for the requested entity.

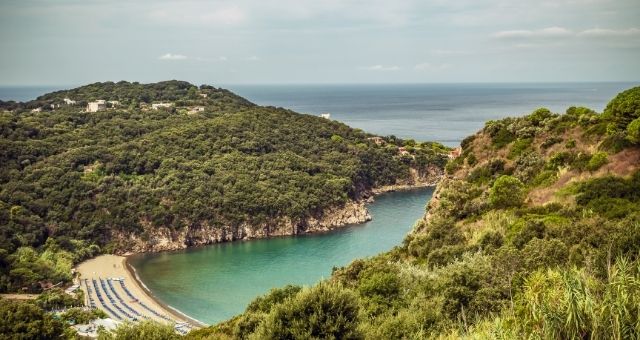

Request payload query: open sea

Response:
[1,82,634,146]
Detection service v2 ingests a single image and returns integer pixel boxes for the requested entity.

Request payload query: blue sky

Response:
[1,0,639,85]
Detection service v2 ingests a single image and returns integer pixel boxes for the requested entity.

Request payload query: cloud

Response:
[414,62,451,71]
[578,27,640,38]
[493,26,573,39]
[360,65,400,71]
[148,4,246,27]
[158,53,188,60]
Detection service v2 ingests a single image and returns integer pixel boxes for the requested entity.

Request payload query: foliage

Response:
[0,299,69,339]
[586,151,608,172]
[603,86,640,130]
[60,307,107,325]
[489,175,525,209]
[252,283,361,340]
[98,320,180,340]
[627,117,640,144]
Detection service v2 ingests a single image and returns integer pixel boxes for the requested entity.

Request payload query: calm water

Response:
[129,187,433,324]
[228,83,634,146]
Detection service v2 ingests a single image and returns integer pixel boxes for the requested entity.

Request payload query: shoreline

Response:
[123,258,207,328]
[75,254,204,329]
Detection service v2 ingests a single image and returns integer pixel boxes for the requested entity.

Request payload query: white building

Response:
[152,103,173,110]
[188,106,205,114]
[63,98,76,105]
[320,113,331,119]
[108,100,120,107]
[87,100,106,112]
[31,107,42,113]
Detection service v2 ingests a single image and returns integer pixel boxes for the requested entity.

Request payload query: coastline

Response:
[75,254,204,328]
[124,258,207,328]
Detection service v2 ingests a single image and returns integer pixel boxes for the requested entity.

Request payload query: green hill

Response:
[191,86,640,339]
[0,81,448,293]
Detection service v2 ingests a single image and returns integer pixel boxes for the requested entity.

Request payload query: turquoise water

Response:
[129,187,434,324]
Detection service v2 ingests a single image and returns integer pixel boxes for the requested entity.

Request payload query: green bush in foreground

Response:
[98,320,179,340]
[0,299,69,340]
[253,283,361,340]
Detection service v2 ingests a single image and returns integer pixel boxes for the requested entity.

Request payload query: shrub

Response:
[521,238,568,270]
[627,117,640,144]
[489,175,525,209]
[541,137,562,149]
[508,138,533,159]
[246,285,302,313]
[98,320,179,340]
[586,152,608,172]
[0,299,68,339]
[603,86,640,130]
[254,283,361,340]
[528,108,554,126]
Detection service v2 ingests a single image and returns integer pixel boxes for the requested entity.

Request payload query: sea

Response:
[1,82,634,146]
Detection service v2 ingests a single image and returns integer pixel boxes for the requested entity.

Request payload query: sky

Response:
[1,0,639,85]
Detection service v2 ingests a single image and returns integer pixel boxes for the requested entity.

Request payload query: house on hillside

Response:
[87,100,106,112]
[31,107,42,113]
[152,102,173,110]
[448,147,462,159]
[199,93,208,98]
[108,100,120,107]
[63,98,76,105]
[368,136,385,146]
[398,147,411,156]
[188,106,205,114]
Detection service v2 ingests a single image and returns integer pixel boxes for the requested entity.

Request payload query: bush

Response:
[98,320,179,340]
[627,117,640,144]
[0,299,68,339]
[586,152,608,172]
[603,86,640,130]
[489,175,525,209]
[254,283,361,340]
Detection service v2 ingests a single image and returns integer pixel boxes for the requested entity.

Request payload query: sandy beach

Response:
[75,254,203,328]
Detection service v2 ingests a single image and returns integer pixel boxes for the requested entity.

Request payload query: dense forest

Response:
[0,81,449,293]
[186,86,640,339]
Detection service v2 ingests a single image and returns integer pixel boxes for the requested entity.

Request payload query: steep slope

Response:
[0,81,449,293]
[193,86,640,339]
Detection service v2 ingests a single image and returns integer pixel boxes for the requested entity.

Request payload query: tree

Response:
[98,321,179,340]
[603,86,640,130]
[0,299,68,339]
[489,175,525,209]
[254,283,361,340]
[627,117,640,144]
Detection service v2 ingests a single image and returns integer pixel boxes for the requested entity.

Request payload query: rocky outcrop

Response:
[113,165,445,255]
[114,200,372,254]
[372,165,443,194]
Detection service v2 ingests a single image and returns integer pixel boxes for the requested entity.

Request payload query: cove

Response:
[129,187,434,324]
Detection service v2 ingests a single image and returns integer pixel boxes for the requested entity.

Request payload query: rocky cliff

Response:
[114,166,444,254]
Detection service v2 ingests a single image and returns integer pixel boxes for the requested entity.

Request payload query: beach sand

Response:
[75,254,202,328]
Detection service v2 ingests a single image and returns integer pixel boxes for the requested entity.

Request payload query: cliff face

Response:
[113,166,444,254]
[113,200,372,254]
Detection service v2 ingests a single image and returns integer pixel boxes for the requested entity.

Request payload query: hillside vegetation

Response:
[0,81,448,293]
[190,86,640,339]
